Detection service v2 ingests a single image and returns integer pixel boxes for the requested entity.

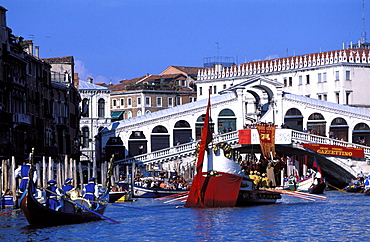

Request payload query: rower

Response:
[83,177,99,205]
[14,157,38,193]
[364,175,370,191]
[46,180,61,210]
[62,178,78,199]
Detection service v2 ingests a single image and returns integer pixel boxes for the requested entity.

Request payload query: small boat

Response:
[109,181,130,203]
[1,190,15,208]
[133,185,189,198]
[344,185,364,193]
[308,182,327,194]
[20,151,115,227]
[286,158,326,194]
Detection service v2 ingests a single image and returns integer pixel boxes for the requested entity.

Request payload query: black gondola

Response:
[308,182,327,194]
[20,150,115,227]
[20,187,109,226]
[344,185,364,193]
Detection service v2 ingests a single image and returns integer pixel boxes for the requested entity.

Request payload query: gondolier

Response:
[14,157,37,193]
[83,177,99,202]
[46,180,61,210]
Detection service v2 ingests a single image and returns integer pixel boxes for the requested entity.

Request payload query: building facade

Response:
[0,6,81,161]
[77,77,111,165]
[197,48,370,110]
[108,66,199,122]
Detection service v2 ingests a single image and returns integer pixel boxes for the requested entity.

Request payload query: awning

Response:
[111,111,124,119]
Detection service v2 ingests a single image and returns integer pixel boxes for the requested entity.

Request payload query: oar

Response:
[264,189,317,201]
[73,202,120,224]
[154,191,189,201]
[275,190,316,201]
[164,195,189,204]
[288,190,326,201]
[43,188,120,224]
[89,200,154,211]
[0,210,13,216]
[328,184,348,193]
[351,187,365,196]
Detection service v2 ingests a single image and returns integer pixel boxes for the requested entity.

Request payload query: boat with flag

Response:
[183,94,282,208]
[159,93,326,207]
[284,157,326,194]
[20,151,118,226]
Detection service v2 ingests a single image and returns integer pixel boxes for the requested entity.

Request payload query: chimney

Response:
[35,46,39,58]
[88,77,93,83]
[28,41,33,56]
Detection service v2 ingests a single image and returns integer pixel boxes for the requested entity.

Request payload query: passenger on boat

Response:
[83,177,99,204]
[14,157,38,193]
[358,171,365,185]
[261,173,270,188]
[252,171,261,189]
[312,169,322,185]
[46,180,61,210]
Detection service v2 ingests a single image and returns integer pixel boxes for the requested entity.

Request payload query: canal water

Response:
[1,190,370,241]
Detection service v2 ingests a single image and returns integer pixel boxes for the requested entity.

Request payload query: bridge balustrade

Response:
[115,129,370,166]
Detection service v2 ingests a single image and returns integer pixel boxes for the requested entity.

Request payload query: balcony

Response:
[57,116,69,126]
[13,113,31,125]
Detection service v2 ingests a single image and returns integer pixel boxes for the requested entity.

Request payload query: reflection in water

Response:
[1,191,370,241]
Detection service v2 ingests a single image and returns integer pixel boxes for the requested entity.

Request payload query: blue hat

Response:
[65,178,73,184]
[89,177,96,181]
[48,180,56,185]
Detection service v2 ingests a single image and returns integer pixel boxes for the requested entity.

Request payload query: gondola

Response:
[20,150,115,227]
[20,185,109,226]
[343,185,364,193]
[308,182,327,194]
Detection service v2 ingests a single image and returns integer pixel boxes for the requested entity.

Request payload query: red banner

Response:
[256,124,276,159]
[301,143,364,158]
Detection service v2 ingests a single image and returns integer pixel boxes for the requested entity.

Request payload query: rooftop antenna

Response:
[215,42,220,61]
[361,0,367,43]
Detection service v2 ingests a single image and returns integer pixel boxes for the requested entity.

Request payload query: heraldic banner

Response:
[256,124,276,159]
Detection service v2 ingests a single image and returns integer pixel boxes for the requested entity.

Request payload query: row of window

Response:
[285,70,351,87]
[81,98,106,118]
[112,96,188,108]
[199,83,233,95]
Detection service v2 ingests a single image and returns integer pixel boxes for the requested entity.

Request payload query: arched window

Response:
[137,110,142,116]
[81,98,89,117]
[127,111,132,118]
[82,126,89,148]
[146,110,151,114]
[98,98,105,118]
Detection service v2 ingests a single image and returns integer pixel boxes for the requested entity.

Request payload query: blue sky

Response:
[2,0,367,84]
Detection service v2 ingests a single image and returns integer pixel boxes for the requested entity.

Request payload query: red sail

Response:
[185,94,212,208]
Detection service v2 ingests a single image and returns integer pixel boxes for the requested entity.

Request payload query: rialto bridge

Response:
[98,76,370,186]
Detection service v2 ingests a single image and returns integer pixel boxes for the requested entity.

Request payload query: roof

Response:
[42,56,74,64]
[160,66,204,76]
[79,80,110,90]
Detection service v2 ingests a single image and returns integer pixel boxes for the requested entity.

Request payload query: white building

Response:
[78,78,111,168]
[197,48,370,109]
